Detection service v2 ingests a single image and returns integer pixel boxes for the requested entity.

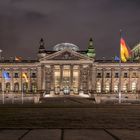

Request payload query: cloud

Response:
[0,0,139,59]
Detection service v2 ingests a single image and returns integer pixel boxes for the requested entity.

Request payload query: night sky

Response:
[0,0,140,59]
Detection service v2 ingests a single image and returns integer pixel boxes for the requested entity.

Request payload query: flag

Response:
[3,71,10,80]
[22,73,28,82]
[120,37,131,62]
[15,56,22,61]
[114,56,120,61]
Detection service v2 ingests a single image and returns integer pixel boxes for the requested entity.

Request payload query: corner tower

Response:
[87,38,96,58]
[38,38,46,59]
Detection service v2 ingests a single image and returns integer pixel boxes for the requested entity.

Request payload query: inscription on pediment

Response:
[52,52,80,60]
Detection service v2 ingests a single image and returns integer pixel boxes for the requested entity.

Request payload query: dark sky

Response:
[0,0,140,59]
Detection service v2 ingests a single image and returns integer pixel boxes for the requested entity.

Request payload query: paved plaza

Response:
[0,129,139,140]
[0,97,140,139]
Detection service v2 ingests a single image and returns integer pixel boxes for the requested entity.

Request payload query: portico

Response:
[40,48,93,96]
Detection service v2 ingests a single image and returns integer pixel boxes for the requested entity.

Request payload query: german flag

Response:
[120,37,131,62]
[15,56,22,61]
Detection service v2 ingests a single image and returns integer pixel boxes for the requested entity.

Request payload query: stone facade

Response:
[0,41,140,100]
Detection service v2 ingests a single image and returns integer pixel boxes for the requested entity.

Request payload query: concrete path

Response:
[0,129,139,140]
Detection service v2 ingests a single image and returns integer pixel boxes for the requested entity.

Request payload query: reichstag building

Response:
[0,38,140,100]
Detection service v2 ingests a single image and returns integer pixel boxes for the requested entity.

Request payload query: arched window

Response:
[122,83,128,92]
[132,82,137,92]
[31,83,37,93]
[114,84,118,93]
[23,82,28,92]
[105,83,110,93]
[96,82,101,93]
[6,82,10,92]
[14,82,19,92]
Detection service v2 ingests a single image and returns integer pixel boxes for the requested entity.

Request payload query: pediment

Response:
[40,48,92,61]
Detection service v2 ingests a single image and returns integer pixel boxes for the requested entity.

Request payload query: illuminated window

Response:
[114,84,118,92]
[132,82,136,92]
[6,82,10,92]
[14,82,19,92]
[23,82,28,92]
[62,66,70,88]
[122,83,128,92]
[73,69,79,93]
[96,82,101,93]
[31,83,37,93]
[105,83,110,93]
[54,68,60,93]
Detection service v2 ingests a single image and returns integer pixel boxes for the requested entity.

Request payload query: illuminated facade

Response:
[0,38,140,102]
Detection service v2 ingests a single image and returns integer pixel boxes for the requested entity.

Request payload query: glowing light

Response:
[3,71,10,80]
[22,73,28,82]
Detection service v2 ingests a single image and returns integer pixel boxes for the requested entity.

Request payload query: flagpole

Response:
[119,30,122,104]
[22,86,23,104]
[21,73,23,104]
[2,91,4,104]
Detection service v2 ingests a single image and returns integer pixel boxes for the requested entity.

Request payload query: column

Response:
[60,65,63,90]
[19,68,22,91]
[37,66,42,91]
[79,65,83,90]
[101,68,104,92]
[28,68,31,92]
[1,68,5,91]
[42,65,46,91]
[129,68,131,92]
[11,68,14,91]
[137,69,140,91]
[70,64,73,90]
[88,64,92,91]
[51,65,54,90]
[111,68,113,93]
[92,66,96,92]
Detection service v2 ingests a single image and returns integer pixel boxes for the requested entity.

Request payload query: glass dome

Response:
[53,43,79,51]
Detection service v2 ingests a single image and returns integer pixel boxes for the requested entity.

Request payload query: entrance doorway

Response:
[63,86,70,95]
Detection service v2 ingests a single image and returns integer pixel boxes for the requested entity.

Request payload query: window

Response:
[7,72,10,78]
[14,82,19,92]
[14,73,19,78]
[105,83,110,92]
[132,82,136,92]
[96,82,101,93]
[97,73,101,78]
[6,82,10,92]
[132,72,137,78]
[73,69,79,93]
[106,73,110,78]
[123,83,128,92]
[23,82,28,92]
[114,84,118,92]
[32,73,36,78]
[31,83,37,93]
[124,73,128,78]
[54,68,60,92]
[115,73,119,78]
